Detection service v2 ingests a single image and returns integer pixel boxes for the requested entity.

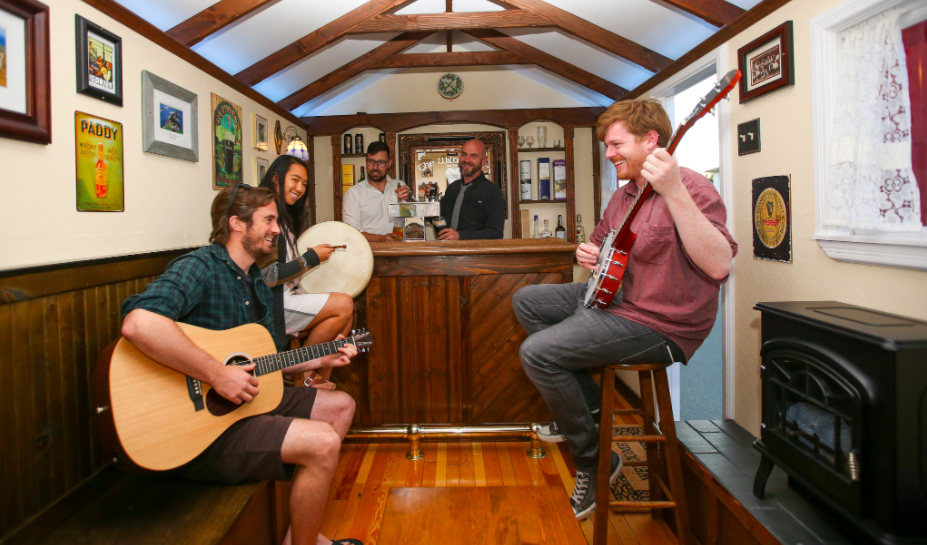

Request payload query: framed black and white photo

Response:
[738,21,794,103]
[0,0,50,145]
[141,70,198,161]
[253,113,268,151]
[76,15,122,106]
[255,156,269,184]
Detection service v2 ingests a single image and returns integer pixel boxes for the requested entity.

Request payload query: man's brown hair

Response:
[595,98,674,148]
[209,184,277,245]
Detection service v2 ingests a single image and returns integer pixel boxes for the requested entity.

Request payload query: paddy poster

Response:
[211,93,242,189]
[75,111,124,212]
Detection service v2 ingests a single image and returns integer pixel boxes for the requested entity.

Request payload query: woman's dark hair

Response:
[258,155,311,240]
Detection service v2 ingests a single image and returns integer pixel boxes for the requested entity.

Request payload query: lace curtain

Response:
[826,8,922,231]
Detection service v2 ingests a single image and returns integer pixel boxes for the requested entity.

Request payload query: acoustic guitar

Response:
[583,69,742,309]
[93,323,372,472]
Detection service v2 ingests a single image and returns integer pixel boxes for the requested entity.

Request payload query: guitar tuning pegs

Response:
[351,329,356,335]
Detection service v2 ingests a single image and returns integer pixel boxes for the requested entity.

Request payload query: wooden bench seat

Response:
[29,470,287,545]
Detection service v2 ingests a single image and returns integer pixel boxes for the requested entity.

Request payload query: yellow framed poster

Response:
[75,111,124,212]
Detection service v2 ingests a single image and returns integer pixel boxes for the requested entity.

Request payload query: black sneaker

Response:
[538,409,603,443]
[570,451,624,520]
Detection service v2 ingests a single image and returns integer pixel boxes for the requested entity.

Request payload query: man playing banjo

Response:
[512,98,737,520]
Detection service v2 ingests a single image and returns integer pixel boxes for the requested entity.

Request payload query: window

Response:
[811,0,927,270]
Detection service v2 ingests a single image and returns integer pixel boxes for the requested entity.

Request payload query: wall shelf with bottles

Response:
[508,121,577,242]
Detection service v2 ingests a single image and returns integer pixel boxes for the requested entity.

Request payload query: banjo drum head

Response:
[295,221,374,298]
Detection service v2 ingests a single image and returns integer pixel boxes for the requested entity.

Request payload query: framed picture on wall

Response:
[254,114,268,151]
[75,111,124,212]
[75,15,123,106]
[255,156,269,184]
[0,0,51,145]
[141,70,198,161]
[211,93,242,189]
[737,21,794,103]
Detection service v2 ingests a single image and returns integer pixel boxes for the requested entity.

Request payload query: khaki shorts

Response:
[174,386,318,484]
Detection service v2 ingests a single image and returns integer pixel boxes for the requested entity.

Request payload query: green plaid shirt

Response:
[121,244,275,338]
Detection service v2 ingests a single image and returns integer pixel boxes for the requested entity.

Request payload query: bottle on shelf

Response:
[533,215,539,239]
[575,214,585,243]
[94,143,107,198]
[358,166,366,184]
[344,133,352,154]
[355,133,364,155]
[539,219,553,239]
[555,215,566,240]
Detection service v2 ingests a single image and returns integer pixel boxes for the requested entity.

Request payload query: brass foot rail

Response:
[345,423,547,460]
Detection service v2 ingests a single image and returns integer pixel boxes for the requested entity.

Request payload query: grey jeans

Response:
[513,282,683,471]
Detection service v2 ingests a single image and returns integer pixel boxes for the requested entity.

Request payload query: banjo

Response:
[583,69,741,310]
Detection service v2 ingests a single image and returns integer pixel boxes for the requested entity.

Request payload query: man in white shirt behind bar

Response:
[342,141,411,242]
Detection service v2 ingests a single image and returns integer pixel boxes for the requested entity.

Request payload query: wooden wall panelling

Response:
[307,136,317,227]
[1,270,159,541]
[386,132,397,179]
[565,126,576,243]
[398,277,419,423]
[332,135,343,222]
[507,126,522,239]
[372,253,573,277]
[303,107,604,136]
[592,129,602,226]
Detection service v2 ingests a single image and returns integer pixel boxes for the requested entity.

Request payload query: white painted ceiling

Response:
[114,0,764,117]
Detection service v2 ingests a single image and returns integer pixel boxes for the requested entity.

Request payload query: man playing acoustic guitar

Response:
[513,99,737,520]
[120,184,362,545]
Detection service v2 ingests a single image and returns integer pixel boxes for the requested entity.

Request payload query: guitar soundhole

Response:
[205,354,256,416]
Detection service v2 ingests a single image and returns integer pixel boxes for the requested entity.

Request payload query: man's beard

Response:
[242,226,274,259]
[460,162,481,178]
[367,169,386,183]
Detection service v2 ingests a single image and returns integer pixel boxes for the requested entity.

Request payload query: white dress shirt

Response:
[342,176,408,235]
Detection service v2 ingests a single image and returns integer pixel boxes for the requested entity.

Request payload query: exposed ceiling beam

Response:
[465,29,627,101]
[236,0,416,86]
[626,0,793,98]
[659,0,745,27]
[369,51,527,69]
[494,0,672,73]
[166,0,274,46]
[278,32,431,111]
[346,11,552,34]
[79,0,308,128]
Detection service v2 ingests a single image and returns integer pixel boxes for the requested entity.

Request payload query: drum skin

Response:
[295,221,374,298]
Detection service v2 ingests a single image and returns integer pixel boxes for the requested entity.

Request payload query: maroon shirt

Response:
[590,168,737,360]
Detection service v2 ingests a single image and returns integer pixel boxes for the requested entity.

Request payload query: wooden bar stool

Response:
[593,362,691,545]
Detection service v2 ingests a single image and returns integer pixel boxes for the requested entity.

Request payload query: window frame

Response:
[810,0,927,271]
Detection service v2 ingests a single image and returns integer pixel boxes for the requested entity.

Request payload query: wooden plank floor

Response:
[322,392,678,545]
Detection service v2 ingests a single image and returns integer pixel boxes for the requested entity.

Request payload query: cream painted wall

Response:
[727,0,927,435]
[0,0,305,271]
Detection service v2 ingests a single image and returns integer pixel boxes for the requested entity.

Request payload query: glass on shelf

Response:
[526,136,535,148]
[537,126,547,148]
[517,135,525,149]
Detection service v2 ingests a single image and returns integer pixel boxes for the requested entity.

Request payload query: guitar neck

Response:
[250,338,354,376]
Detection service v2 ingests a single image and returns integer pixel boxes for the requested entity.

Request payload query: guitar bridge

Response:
[186,376,205,411]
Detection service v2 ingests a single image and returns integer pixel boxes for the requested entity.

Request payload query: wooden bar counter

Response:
[334,239,577,426]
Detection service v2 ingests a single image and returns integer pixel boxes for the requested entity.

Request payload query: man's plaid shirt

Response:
[122,244,275,337]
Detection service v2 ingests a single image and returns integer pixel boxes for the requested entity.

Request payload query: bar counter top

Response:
[369,238,577,257]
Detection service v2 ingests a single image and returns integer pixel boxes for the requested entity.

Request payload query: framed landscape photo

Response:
[738,21,794,104]
[75,111,124,212]
[0,0,51,145]
[141,70,198,161]
[253,113,268,151]
[76,15,122,106]
[211,93,242,189]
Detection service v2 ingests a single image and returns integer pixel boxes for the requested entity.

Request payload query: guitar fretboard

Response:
[249,338,356,376]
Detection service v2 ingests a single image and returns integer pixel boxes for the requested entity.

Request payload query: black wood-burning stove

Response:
[753,301,927,545]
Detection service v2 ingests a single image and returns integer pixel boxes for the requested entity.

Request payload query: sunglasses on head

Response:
[224,183,253,219]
